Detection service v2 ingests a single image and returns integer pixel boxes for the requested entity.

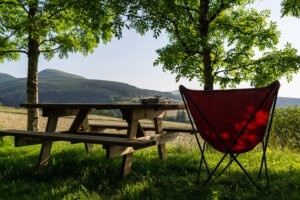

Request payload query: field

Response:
[0,106,300,199]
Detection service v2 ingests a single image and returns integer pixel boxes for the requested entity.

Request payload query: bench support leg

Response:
[82,117,93,153]
[154,117,167,160]
[69,109,93,153]
[121,153,133,177]
[38,141,53,167]
[158,144,167,160]
[38,116,58,168]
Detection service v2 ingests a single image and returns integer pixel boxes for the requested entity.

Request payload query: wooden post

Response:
[68,108,93,152]
[154,117,166,160]
[121,153,133,177]
[119,109,139,177]
[38,116,58,168]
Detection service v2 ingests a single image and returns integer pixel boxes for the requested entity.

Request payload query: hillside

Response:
[38,69,85,79]
[0,69,299,107]
[276,97,300,107]
[0,73,16,83]
[0,69,181,107]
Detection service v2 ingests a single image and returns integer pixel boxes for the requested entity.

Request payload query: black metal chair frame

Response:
[180,82,279,190]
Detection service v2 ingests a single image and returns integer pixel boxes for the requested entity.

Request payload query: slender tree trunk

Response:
[27,2,39,131]
[200,0,214,90]
[27,42,39,131]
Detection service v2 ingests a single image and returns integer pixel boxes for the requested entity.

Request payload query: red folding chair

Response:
[179,80,280,189]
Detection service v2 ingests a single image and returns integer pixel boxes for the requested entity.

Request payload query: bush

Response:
[270,106,300,151]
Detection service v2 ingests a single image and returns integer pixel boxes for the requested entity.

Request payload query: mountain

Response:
[276,97,300,107]
[39,69,85,79]
[0,69,299,107]
[0,69,181,107]
[0,73,16,83]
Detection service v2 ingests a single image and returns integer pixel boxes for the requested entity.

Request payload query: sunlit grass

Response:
[1,137,300,200]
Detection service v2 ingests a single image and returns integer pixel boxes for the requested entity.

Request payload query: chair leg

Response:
[196,143,210,184]
[195,134,210,184]
[264,159,270,189]
[203,153,228,185]
[202,152,261,190]
[219,154,237,175]
[196,155,203,184]
[229,153,260,190]
[258,149,270,188]
[258,141,270,189]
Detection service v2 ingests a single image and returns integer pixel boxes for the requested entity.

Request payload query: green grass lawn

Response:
[0,136,300,200]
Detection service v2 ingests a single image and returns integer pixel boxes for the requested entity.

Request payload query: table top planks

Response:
[20,103,185,110]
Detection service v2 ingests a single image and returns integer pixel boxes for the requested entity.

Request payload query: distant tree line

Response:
[165,110,189,123]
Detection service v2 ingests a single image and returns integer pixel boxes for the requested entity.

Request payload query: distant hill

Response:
[276,97,300,107]
[171,90,300,107]
[0,73,16,83]
[39,69,85,79]
[0,69,299,108]
[0,69,181,107]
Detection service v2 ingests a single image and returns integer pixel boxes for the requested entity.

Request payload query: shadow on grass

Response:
[0,144,300,199]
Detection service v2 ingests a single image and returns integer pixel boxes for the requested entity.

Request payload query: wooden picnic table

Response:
[19,103,186,177]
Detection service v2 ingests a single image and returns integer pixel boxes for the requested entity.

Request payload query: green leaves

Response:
[128,0,300,89]
[251,43,300,87]
[0,0,124,60]
[281,0,300,17]
[0,0,129,130]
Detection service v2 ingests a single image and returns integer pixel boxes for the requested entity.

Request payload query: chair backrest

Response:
[179,81,280,153]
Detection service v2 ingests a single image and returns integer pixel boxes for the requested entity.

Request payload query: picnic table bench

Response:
[89,123,196,133]
[0,103,188,177]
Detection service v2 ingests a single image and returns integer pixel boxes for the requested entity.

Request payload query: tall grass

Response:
[1,106,300,199]
[1,136,300,200]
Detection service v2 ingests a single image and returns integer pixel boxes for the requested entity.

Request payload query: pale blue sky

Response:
[0,0,299,97]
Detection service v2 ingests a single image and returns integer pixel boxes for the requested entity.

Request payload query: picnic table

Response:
[15,103,186,177]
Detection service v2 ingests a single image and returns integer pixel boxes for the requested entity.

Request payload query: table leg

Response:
[69,108,93,153]
[121,153,133,177]
[154,117,166,160]
[38,116,58,168]
[81,117,93,152]
[120,114,139,177]
[69,108,90,131]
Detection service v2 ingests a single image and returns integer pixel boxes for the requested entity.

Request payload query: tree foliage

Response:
[127,0,300,89]
[0,0,122,61]
[271,106,300,151]
[281,0,300,17]
[0,0,124,130]
[175,110,187,123]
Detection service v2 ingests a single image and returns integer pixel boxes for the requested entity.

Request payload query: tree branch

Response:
[39,45,63,53]
[0,49,27,55]
[179,0,198,25]
[209,0,235,23]
[215,58,267,75]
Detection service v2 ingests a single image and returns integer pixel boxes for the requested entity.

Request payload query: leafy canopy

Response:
[0,0,124,61]
[0,0,126,130]
[127,0,300,89]
[281,0,300,17]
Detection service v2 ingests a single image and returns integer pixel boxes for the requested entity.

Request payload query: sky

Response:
[0,0,299,98]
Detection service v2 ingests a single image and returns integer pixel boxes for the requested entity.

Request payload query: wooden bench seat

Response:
[0,130,157,148]
[89,124,196,133]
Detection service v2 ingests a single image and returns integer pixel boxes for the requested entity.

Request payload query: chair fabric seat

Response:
[180,80,280,189]
[188,88,276,153]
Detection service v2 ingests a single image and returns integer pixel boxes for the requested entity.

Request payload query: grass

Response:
[0,106,300,199]
[1,137,300,200]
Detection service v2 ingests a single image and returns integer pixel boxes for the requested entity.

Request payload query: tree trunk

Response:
[199,0,214,90]
[203,51,214,90]
[27,44,39,131]
[27,3,40,131]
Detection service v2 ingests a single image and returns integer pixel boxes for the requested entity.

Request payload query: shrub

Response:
[270,106,300,151]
